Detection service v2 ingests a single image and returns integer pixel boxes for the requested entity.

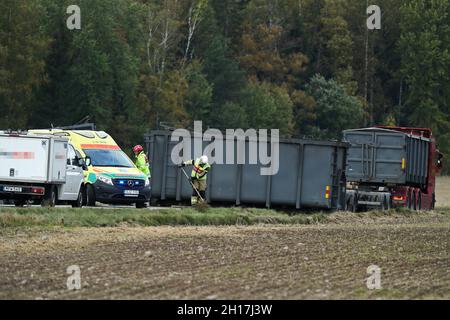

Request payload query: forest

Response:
[0,0,449,173]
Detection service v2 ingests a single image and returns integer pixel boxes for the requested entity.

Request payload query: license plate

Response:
[124,190,139,197]
[3,186,22,193]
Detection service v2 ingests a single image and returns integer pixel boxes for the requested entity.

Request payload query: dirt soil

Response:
[0,214,449,299]
[436,176,450,208]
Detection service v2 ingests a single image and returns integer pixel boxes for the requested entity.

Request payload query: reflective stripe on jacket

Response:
[135,151,151,177]
[184,158,210,180]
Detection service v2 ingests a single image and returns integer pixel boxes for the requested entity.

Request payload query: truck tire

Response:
[406,190,412,209]
[86,184,96,207]
[380,195,386,211]
[417,191,422,211]
[72,186,84,208]
[347,196,357,212]
[387,195,392,210]
[42,185,57,207]
[382,195,391,211]
[431,193,436,210]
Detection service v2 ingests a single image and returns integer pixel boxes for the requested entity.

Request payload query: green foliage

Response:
[184,61,213,123]
[240,81,294,135]
[398,0,450,173]
[29,0,146,148]
[0,0,448,163]
[399,0,450,131]
[318,0,357,95]
[0,0,50,129]
[202,34,246,113]
[306,74,364,138]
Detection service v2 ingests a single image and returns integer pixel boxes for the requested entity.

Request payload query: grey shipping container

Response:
[145,131,348,210]
[343,127,430,187]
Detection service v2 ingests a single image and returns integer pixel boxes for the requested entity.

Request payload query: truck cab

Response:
[29,129,150,208]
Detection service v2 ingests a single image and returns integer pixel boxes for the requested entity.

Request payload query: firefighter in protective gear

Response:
[179,155,210,205]
[133,145,151,177]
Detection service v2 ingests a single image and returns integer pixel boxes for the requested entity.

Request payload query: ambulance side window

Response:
[67,145,77,166]
[74,149,83,161]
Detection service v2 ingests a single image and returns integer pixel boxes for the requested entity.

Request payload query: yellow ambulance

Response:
[29,129,150,208]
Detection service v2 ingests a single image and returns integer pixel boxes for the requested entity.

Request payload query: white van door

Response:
[59,145,83,201]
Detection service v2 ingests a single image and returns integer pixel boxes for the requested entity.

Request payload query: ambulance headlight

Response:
[98,175,113,185]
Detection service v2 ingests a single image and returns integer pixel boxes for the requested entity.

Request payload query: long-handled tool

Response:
[180,167,205,202]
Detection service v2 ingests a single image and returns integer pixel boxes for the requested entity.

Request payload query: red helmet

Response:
[133,145,144,153]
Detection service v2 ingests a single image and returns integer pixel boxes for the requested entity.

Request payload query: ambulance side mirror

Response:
[77,157,88,171]
[85,156,92,167]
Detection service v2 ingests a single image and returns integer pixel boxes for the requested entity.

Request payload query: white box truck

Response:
[0,132,85,207]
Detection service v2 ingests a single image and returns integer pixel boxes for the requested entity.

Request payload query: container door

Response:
[50,140,68,183]
[372,132,406,184]
[301,144,334,208]
[345,131,374,181]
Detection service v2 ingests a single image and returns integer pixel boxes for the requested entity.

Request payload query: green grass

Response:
[0,207,329,229]
[0,206,448,229]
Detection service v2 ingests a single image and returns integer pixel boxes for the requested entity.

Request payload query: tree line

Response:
[0,0,449,173]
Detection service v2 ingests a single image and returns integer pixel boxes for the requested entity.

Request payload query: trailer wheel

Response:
[382,195,391,211]
[431,193,436,210]
[417,191,422,211]
[86,184,96,207]
[347,195,357,212]
[412,191,417,211]
[406,190,412,209]
[42,185,57,207]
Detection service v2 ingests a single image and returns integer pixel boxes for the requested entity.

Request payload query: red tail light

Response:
[31,187,45,195]
[392,195,405,201]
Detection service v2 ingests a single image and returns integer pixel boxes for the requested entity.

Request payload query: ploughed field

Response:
[0,177,448,299]
[0,214,449,299]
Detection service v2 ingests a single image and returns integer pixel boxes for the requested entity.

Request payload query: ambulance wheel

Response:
[14,200,26,207]
[72,186,84,208]
[42,185,57,207]
[136,201,147,209]
[86,184,96,207]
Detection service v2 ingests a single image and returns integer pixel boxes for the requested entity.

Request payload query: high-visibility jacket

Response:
[184,158,210,180]
[135,151,151,177]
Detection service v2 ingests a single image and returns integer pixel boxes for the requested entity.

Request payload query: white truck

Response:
[0,132,85,207]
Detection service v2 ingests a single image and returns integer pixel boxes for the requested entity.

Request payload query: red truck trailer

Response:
[343,126,443,211]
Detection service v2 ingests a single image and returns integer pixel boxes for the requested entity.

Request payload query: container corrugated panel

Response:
[145,131,348,210]
[343,127,430,186]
